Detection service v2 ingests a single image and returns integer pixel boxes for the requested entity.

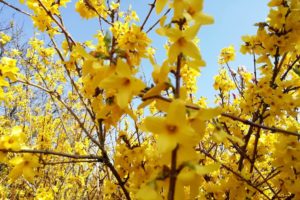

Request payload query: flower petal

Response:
[144,117,165,134]
[182,41,201,60]
[116,89,131,108]
[156,0,168,14]
[166,100,186,124]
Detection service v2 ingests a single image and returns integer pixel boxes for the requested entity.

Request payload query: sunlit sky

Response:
[3,0,269,105]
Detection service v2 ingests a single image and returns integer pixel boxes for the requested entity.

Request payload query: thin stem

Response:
[141,0,156,31]
[168,145,178,200]
[281,55,300,81]
[252,51,257,84]
[36,0,76,45]
[197,148,272,200]
[146,8,171,33]
[225,62,243,97]
[221,113,299,137]
[83,0,113,26]
[0,149,102,160]
[141,95,300,137]
[0,0,32,16]
[43,160,99,165]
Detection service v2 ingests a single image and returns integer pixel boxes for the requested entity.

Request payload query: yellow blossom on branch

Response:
[99,59,146,108]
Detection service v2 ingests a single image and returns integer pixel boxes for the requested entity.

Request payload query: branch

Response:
[141,95,300,137]
[197,148,272,200]
[0,149,103,161]
[0,0,32,16]
[281,55,300,81]
[141,0,156,31]
[146,8,171,33]
[252,52,257,83]
[43,160,99,165]
[50,38,94,120]
[36,0,75,45]
[168,145,178,200]
[225,62,244,97]
[221,113,300,137]
[83,0,113,26]
[17,79,103,148]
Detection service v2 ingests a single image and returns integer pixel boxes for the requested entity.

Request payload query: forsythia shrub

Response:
[0,0,300,199]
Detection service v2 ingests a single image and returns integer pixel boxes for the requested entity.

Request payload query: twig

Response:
[43,160,99,165]
[281,55,300,81]
[197,148,272,200]
[83,0,113,26]
[0,0,32,16]
[141,0,156,31]
[141,95,300,137]
[146,8,171,33]
[225,63,243,97]
[168,145,178,200]
[252,52,257,84]
[0,149,103,160]
[17,79,103,148]
[36,0,75,45]
[221,113,300,137]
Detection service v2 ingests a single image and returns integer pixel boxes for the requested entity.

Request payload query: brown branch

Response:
[252,52,257,84]
[36,0,75,45]
[18,79,130,199]
[270,48,281,87]
[141,95,300,137]
[197,148,272,200]
[225,135,278,196]
[16,79,103,148]
[141,0,156,31]
[221,113,300,137]
[146,8,171,33]
[281,55,300,81]
[0,0,32,16]
[225,63,243,97]
[102,152,132,200]
[43,160,99,165]
[83,0,113,26]
[168,145,178,200]
[0,149,103,161]
[50,38,94,120]
[167,21,185,200]
[250,127,261,173]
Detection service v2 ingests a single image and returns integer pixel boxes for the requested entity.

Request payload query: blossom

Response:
[157,24,202,62]
[9,154,40,182]
[100,59,146,108]
[144,100,194,153]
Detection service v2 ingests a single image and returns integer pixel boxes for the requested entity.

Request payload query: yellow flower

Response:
[156,0,168,14]
[157,24,202,62]
[110,2,119,10]
[9,154,40,182]
[218,45,236,64]
[75,0,107,19]
[117,24,151,65]
[0,57,19,81]
[0,32,11,45]
[2,126,26,151]
[100,59,146,108]
[144,100,194,153]
[267,6,289,29]
[136,184,162,200]
[184,0,214,25]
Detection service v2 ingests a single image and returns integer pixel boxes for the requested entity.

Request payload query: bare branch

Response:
[0,0,31,16]
[141,0,156,31]
[0,149,103,161]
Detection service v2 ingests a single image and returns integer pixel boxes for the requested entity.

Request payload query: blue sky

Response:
[3,0,269,105]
